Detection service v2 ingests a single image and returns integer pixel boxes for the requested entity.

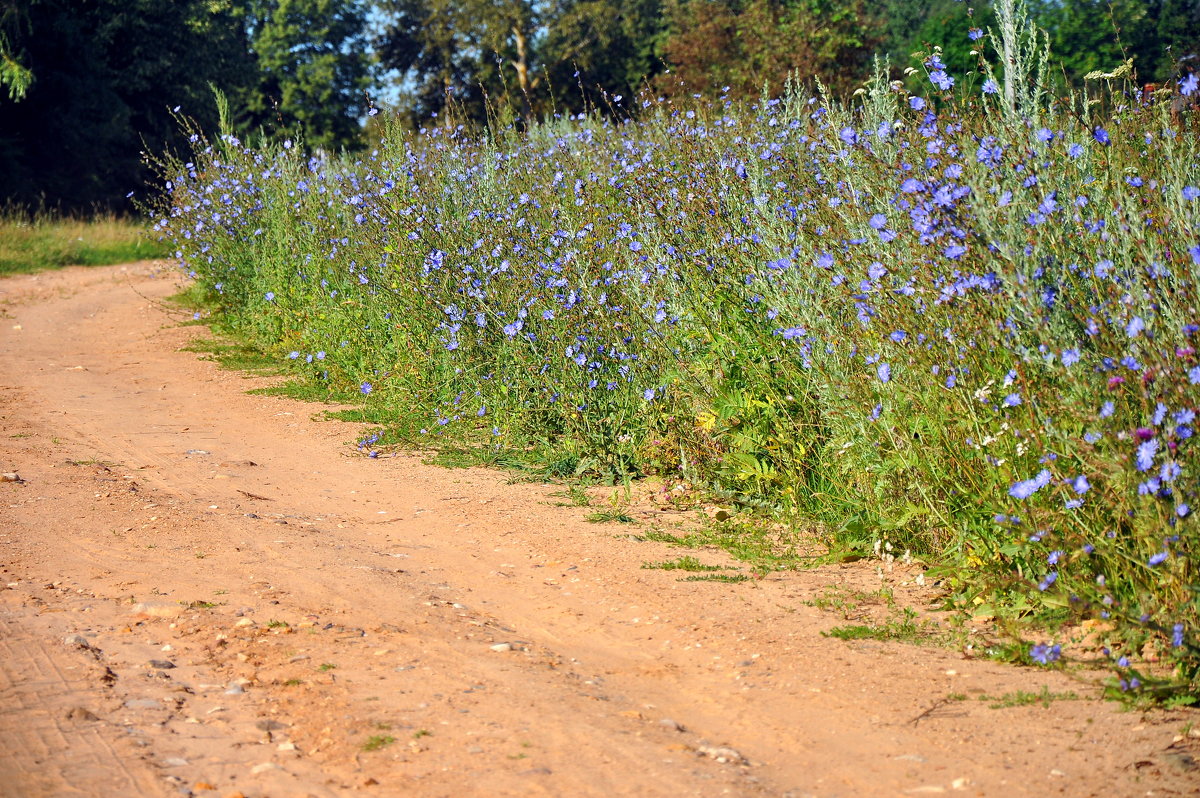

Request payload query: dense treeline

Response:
[1,0,1197,211]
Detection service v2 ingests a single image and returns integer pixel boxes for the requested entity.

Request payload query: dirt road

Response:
[0,262,1196,797]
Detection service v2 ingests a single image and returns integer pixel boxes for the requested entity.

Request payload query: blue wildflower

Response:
[1009,469,1052,500]
[1030,643,1061,664]
[929,70,954,91]
[1135,438,1158,471]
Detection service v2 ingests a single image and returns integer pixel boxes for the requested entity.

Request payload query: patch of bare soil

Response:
[1,262,1197,798]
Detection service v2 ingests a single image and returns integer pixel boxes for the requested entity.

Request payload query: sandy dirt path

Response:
[0,262,1196,798]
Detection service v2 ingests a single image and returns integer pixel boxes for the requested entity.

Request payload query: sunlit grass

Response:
[0,209,168,275]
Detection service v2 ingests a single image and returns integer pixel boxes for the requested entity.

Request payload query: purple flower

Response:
[1009,469,1052,500]
[1003,392,1021,407]
[1126,316,1145,337]
[1190,245,1200,267]
[264,291,275,301]
[1182,73,1199,97]
[1061,349,1080,367]
[1094,127,1111,145]
[930,70,954,91]
[1178,503,1191,518]
[1068,142,1084,158]
[360,382,372,395]
[877,362,892,383]
[1183,186,1199,201]
[868,261,888,280]
[1030,643,1061,664]
[944,244,967,260]
[643,388,656,401]
[909,96,926,110]
[1148,551,1169,567]
[1037,572,1056,591]
[968,27,983,41]
[1135,438,1158,471]
[901,178,925,194]
[869,214,888,230]
[839,126,858,146]
[1173,624,1186,648]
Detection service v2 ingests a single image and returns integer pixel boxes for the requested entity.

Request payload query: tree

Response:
[1036,0,1199,85]
[542,0,666,112]
[659,0,882,98]
[375,0,545,124]
[239,0,373,150]
[0,1,33,100]
[375,0,667,125]
[0,0,254,211]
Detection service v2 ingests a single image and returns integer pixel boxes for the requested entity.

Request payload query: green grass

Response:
[680,573,751,583]
[804,585,897,619]
[179,338,285,375]
[823,608,940,645]
[549,485,593,507]
[361,734,396,751]
[979,686,1081,709]
[0,210,169,275]
[586,508,637,524]
[641,555,724,572]
[640,515,809,573]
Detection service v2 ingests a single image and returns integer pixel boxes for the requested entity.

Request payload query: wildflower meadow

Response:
[154,3,1199,700]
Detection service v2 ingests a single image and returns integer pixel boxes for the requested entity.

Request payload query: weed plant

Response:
[151,3,1199,700]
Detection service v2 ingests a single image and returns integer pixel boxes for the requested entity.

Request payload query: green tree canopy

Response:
[239,0,373,149]
[658,0,882,98]
[0,0,252,210]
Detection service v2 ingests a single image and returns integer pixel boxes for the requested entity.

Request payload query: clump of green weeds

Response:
[361,734,395,752]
